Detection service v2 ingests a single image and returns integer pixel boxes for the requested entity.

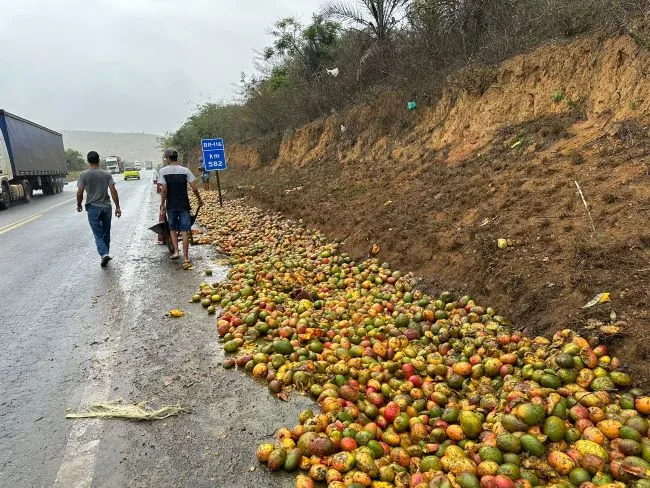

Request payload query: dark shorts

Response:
[201,173,209,182]
[167,209,191,232]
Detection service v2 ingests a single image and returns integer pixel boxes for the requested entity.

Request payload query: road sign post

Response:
[201,138,227,207]
[215,171,222,207]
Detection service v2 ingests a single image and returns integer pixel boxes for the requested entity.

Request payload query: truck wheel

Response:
[22,180,32,201]
[42,178,53,196]
[0,182,10,209]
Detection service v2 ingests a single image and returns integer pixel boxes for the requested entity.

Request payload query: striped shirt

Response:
[159,165,195,211]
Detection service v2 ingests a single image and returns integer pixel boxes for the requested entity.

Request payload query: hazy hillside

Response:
[61,130,162,164]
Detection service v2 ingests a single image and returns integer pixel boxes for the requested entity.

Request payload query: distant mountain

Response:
[61,130,163,164]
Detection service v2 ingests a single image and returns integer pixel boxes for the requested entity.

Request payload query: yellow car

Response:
[123,167,140,180]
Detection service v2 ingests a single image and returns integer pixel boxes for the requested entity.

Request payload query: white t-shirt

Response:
[159,165,195,211]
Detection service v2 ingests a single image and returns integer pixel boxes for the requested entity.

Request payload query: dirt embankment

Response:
[220,34,650,386]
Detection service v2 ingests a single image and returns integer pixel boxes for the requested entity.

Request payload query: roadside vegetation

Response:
[64,148,86,181]
[65,148,86,172]
[162,0,648,157]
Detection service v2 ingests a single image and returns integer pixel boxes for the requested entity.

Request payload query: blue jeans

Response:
[87,205,112,256]
[167,209,191,232]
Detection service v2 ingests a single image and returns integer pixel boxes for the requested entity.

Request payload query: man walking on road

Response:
[159,148,203,265]
[77,151,122,267]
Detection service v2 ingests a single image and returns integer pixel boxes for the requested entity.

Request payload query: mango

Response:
[267,448,287,471]
[547,450,575,475]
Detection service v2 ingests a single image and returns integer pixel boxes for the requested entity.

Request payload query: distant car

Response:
[123,167,140,180]
[134,161,142,170]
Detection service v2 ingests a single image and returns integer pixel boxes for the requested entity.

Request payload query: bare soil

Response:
[212,34,650,388]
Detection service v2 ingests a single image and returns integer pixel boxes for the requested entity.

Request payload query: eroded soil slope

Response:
[217,34,650,386]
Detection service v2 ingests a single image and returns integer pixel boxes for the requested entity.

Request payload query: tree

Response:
[162,103,252,158]
[321,0,410,41]
[65,148,86,172]
[264,15,340,76]
[320,0,411,82]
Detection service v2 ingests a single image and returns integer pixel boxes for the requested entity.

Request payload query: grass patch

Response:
[67,171,82,182]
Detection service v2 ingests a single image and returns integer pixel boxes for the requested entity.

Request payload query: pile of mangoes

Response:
[191,194,650,488]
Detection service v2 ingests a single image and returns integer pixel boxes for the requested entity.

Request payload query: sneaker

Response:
[101,255,112,267]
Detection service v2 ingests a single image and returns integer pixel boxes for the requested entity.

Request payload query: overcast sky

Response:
[0,0,324,135]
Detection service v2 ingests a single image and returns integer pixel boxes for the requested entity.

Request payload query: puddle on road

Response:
[185,241,231,367]
[190,244,230,282]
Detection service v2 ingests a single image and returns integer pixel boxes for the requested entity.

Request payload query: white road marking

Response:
[54,184,152,487]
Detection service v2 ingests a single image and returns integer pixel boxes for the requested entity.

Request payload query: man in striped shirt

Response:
[159,148,203,264]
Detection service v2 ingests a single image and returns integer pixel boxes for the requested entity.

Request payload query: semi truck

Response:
[0,110,67,209]
[106,156,122,174]
[144,160,153,170]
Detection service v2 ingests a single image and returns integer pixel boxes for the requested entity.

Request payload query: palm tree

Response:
[321,0,411,41]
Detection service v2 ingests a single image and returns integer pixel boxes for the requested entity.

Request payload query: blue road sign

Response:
[201,138,227,171]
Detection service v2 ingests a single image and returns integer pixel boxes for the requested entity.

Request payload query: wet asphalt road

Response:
[0,175,312,487]
[0,175,158,486]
